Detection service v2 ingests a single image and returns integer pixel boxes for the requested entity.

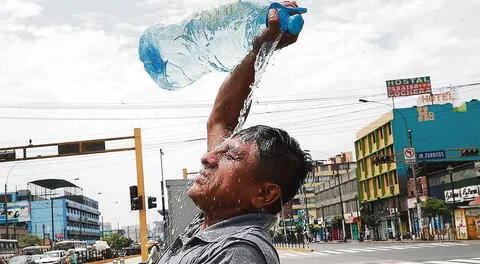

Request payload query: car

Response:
[34,250,67,264]
[9,255,35,264]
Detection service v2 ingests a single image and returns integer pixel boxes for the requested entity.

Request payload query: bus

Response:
[53,240,87,253]
[22,245,50,256]
[0,239,19,261]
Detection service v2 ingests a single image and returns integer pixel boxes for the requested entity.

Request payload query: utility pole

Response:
[333,158,347,242]
[4,184,8,239]
[280,197,288,243]
[50,198,54,248]
[159,149,168,246]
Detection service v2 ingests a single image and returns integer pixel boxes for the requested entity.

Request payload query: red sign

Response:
[386,76,432,98]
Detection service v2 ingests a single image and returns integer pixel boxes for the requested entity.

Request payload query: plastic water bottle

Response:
[138,1,307,91]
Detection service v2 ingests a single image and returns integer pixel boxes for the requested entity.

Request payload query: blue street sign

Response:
[416,150,446,160]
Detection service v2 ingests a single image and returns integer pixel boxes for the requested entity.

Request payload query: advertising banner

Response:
[445,185,480,203]
[386,76,432,98]
[0,201,30,223]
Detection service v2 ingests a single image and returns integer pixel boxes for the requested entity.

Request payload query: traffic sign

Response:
[417,150,446,160]
[404,147,417,165]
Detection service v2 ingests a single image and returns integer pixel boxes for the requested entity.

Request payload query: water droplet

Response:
[237,200,241,204]
[213,196,216,201]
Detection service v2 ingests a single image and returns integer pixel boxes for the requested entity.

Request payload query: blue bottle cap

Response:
[288,14,304,35]
[266,2,308,35]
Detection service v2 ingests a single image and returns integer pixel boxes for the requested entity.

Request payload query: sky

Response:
[1,0,479,227]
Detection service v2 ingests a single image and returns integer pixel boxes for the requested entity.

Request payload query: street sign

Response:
[416,150,446,160]
[404,147,417,165]
[386,76,432,98]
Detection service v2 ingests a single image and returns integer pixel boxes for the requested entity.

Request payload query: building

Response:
[315,164,360,240]
[165,179,199,247]
[0,190,31,240]
[290,154,354,227]
[355,100,480,240]
[28,179,102,244]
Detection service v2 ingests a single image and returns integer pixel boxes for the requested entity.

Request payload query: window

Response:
[393,171,398,184]
[379,127,384,140]
[377,177,381,188]
[372,133,376,144]
[385,174,389,187]
[387,123,392,135]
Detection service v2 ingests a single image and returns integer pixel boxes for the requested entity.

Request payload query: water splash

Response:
[233,33,283,135]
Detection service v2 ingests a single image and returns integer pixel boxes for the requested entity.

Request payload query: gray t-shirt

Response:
[158,212,279,264]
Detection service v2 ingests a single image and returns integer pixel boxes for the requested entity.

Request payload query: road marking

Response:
[423,261,460,264]
[321,250,343,254]
[448,259,480,263]
[336,249,361,253]
[365,247,391,251]
[279,253,300,258]
[353,248,376,252]
[311,251,328,255]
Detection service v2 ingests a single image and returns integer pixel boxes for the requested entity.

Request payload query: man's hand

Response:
[206,1,302,151]
[252,1,299,52]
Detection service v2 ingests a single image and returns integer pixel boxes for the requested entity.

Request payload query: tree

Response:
[102,233,132,250]
[422,197,450,240]
[330,215,343,228]
[18,234,42,247]
[422,197,450,219]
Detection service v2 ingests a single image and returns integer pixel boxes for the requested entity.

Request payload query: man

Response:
[158,1,313,263]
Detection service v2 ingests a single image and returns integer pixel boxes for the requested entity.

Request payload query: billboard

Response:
[0,201,30,223]
[386,76,432,98]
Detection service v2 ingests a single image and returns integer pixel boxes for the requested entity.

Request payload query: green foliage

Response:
[330,215,343,228]
[18,234,42,247]
[309,224,321,234]
[101,233,132,250]
[422,197,450,219]
[361,214,380,227]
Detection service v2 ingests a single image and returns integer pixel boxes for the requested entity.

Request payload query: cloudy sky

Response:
[1,0,479,227]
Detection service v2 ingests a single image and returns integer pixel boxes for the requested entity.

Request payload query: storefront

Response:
[455,206,480,240]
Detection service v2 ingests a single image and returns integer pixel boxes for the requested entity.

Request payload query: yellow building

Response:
[355,111,399,202]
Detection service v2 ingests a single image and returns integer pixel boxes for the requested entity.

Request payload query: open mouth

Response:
[195,169,210,184]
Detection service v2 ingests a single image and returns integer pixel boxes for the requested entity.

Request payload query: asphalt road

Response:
[278,241,480,264]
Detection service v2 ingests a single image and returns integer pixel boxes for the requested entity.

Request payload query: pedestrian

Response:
[68,249,78,264]
[147,240,160,264]
[157,2,314,263]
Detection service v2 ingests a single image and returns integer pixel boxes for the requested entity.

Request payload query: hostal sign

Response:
[386,76,432,98]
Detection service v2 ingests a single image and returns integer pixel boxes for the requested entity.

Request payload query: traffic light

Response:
[461,148,479,156]
[132,196,143,210]
[373,154,393,165]
[129,185,143,211]
[148,196,157,209]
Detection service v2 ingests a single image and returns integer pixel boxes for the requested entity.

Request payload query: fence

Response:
[272,231,307,249]
[76,248,141,263]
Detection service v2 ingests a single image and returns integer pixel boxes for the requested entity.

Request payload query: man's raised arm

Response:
[206,2,299,151]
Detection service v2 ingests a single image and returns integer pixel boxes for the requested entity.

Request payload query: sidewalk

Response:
[310,238,469,245]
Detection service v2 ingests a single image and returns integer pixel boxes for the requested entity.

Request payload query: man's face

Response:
[188,137,261,213]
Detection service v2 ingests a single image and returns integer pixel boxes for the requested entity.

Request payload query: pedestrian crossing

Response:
[278,243,469,259]
[422,257,480,264]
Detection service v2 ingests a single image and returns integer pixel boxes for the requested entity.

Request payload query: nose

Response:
[201,151,220,168]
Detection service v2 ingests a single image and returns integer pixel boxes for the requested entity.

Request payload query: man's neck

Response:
[201,208,255,230]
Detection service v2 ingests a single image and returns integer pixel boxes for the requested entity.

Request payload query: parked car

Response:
[9,255,36,264]
[34,250,67,264]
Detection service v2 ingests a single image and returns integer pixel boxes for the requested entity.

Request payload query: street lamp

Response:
[447,165,456,234]
[389,185,400,241]
[359,99,423,239]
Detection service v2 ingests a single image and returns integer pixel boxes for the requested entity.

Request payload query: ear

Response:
[251,182,281,209]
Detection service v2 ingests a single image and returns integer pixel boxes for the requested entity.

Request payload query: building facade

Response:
[355,100,480,240]
[315,167,360,240]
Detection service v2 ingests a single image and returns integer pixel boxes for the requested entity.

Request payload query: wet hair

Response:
[233,125,315,213]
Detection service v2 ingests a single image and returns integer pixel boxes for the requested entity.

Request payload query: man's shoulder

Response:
[222,227,278,262]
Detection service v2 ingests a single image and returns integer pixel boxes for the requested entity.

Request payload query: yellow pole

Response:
[134,128,148,262]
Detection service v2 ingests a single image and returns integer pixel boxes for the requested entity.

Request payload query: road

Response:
[278,241,480,264]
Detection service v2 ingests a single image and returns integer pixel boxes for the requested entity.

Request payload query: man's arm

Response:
[206,2,299,151]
